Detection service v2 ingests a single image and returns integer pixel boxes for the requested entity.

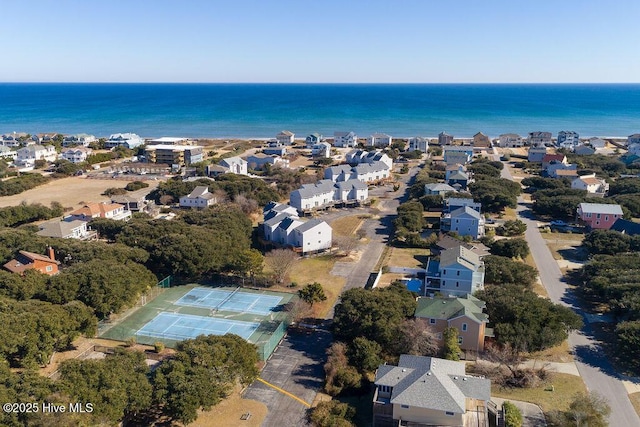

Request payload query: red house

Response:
[3,248,60,276]
[576,203,623,230]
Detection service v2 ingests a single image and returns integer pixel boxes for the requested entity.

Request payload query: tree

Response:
[503,401,523,427]
[582,229,640,255]
[469,178,521,213]
[334,235,359,256]
[443,327,461,360]
[490,238,530,259]
[309,400,356,427]
[483,255,538,288]
[264,248,298,284]
[496,219,527,236]
[548,392,611,427]
[124,181,149,191]
[392,318,438,357]
[298,282,327,308]
[324,342,362,396]
[347,337,382,372]
[615,321,640,372]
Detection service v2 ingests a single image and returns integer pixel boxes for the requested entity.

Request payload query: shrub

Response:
[125,181,149,191]
[503,401,523,427]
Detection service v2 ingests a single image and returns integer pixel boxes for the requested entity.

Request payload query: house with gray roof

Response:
[276,130,295,145]
[36,219,96,240]
[346,149,393,169]
[576,202,623,230]
[311,141,331,158]
[305,133,324,148]
[425,246,485,297]
[444,197,481,214]
[366,133,392,147]
[290,219,332,253]
[415,295,491,353]
[261,205,331,253]
[179,186,217,208]
[443,146,473,165]
[217,156,248,175]
[424,183,457,197]
[373,355,491,427]
[246,153,289,170]
[441,206,485,239]
[290,179,368,212]
[335,180,368,203]
[333,131,358,148]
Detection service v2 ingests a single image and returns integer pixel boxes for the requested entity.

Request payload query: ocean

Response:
[0,83,639,139]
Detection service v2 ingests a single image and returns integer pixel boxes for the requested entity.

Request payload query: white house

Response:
[16,144,57,166]
[263,212,298,241]
[311,142,332,158]
[246,153,289,170]
[218,156,248,175]
[333,131,358,148]
[334,180,368,203]
[528,131,552,147]
[588,137,606,149]
[345,149,393,169]
[1,134,22,147]
[497,133,524,148]
[179,186,217,208]
[442,146,473,165]
[305,133,324,147]
[290,219,333,253]
[557,131,580,150]
[0,146,17,160]
[61,147,92,164]
[272,216,305,246]
[290,179,368,212]
[67,202,131,221]
[352,162,391,183]
[62,133,97,147]
[105,133,144,149]
[571,174,609,196]
[408,136,429,152]
[276,130,295,145]
[366,133,392,147]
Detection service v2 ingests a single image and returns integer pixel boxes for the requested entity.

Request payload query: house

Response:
[36,219,94,240]
[528,131,552,147]
[67,202,132,221]
[557,131,580,150]
[179,186,217,208]
[263,143,287,156]
[577,203,624,230]
[611,219,640,236]
[305,133,324,147]
[546,162,578,179]
[333,131,358,148]
[15,144,57,166]
[1,133,22,147]
[443,146,473,165]
[105,133,144,149]
[472,132,491,150]
[146,137,193,146]
[346,149,393,169]
[527,146,548,162]
[542,154,568,169]
[216,156,248,175]
[408,136,429,152]
[290,179,367,212]
[246,153,289,170]
[311,142,332,158]
[352,162,391,183]
[446,167,471,191]
[627,134,640,146]
[111,191,151,213]
[588,137,606,149]
[263,201,299,220]
[425,245,485,297]
[144,144,204,166]
[290,219,333,253]
[438,131,454,146]
[415,295,491,352]
[62,133,97,147]
[431,234,490,258]
[0,146,17,160]
[444,197,481,213]
[574,145,596,156]
[628,143,640,157]
[273,216,305,246]
[441,206,485,239]
[424,183,457,197]
[276,130,295,145]
[324,164,355,182]
[3,248,60,276]
[373,355,491,427]
[497,133,524,148]
[61,147,92,164]
[263,212,298,241]
[367,133,392,147]
[571,174,609,196]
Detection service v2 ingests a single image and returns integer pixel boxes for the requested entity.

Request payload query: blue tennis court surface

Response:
[175,287,283,315]
[137,312,259,341]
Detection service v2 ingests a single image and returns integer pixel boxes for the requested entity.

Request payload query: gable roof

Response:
[578,203,623,215]
[186,186,214,199]
[542,154,566,163]
[69,202,124,217]
[374,355,490,413]
[415,295,488,324]
[293,218,328,233]
[449,205,481,220]
[425,183,456,193]
[37,220,86,238]
[439,246,482,270]
[611,219,640,236]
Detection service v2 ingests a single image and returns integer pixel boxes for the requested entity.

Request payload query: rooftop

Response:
[415,295,488,324]
[578,203,623,215]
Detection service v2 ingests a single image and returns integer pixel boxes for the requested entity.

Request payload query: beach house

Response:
[263,142,287,156]
[105,133,144,149]
[425,245,485,297]
[36,219,95,240]
[366,133,392,147]
[443,146,473,165]
[408,136,429,152]
[472,132,491,150]
[587,137,606,150]
[571,174,609,196]
[528,131,552,147]
[414,295,491,353]
[179,186,218,208]
[246,153,289,170]
[444,197,481,213]
[290,219,333,253]
[446,165,471,191]
[557,131,580,150]
[346,149,393,169]
[438,131,454,145]
[144,144,204,166]
[62,133,97,147]
[276,130,295,145]
[576,203,624,230]
[333,131,358,148]
[440,206,485,239]
[373,355,491,427]
[262,205,332,254]
[67,202,132,221]
[3,248,60,276]
[290,179,368,212]
[497,133,524,148]
[305,133,324,148]
[424,183,457,197]
[61,147,92,164]
[311,142,332,158]
[16,144,57,166]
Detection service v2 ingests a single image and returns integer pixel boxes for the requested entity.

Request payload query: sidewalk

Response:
[492,397,547,427]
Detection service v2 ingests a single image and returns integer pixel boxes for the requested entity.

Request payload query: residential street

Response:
[498,154,640,426]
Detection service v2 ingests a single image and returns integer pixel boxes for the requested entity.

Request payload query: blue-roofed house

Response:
[373,355,492,427]
[441,206,485,239]
[425,246,485,297]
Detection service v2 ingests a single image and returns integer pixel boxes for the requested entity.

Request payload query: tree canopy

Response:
[469,179,521,213]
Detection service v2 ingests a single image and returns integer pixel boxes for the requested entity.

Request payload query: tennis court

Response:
[137,312,260,341]
[175,287,283,316]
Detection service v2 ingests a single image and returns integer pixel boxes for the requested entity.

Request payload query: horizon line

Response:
[2,81,640,85]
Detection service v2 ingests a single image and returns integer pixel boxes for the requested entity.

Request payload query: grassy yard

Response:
[289,255,347,318]
[190,386,267,427]
[330,215,364,237]
[386,247,430,269]
[491,373,587,414]
[527,340,574,363]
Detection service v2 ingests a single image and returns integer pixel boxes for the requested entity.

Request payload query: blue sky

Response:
[2,0,639,83]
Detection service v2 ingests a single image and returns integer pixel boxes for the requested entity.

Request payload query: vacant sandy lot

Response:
[0,176,160,209]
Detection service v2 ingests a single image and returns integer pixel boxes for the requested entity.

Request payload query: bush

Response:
[503,401,523,427]
[496,219,527,236]
[125,181,149,191]
[309,400,356,427]
[154,341,165,353]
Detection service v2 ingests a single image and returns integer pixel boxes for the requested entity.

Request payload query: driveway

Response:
[497,154,640,426]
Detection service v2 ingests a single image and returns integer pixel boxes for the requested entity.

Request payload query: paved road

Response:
[497,153,640,426]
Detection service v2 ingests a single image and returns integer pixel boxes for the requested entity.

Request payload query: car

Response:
[550,220,568,227]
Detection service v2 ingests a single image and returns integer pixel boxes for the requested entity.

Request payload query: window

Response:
[458,336,463,344]
[597,213,601,219]
[45,266,53,272]
[456,282,459,287]
[605,216,609,221]
[462,323,468,331]
[401,405,410,409]
[429,318,436,324]
[456,270,460,276]
[446,411,455,416]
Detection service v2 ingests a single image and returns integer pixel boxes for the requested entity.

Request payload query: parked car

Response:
[549,220,568,227]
